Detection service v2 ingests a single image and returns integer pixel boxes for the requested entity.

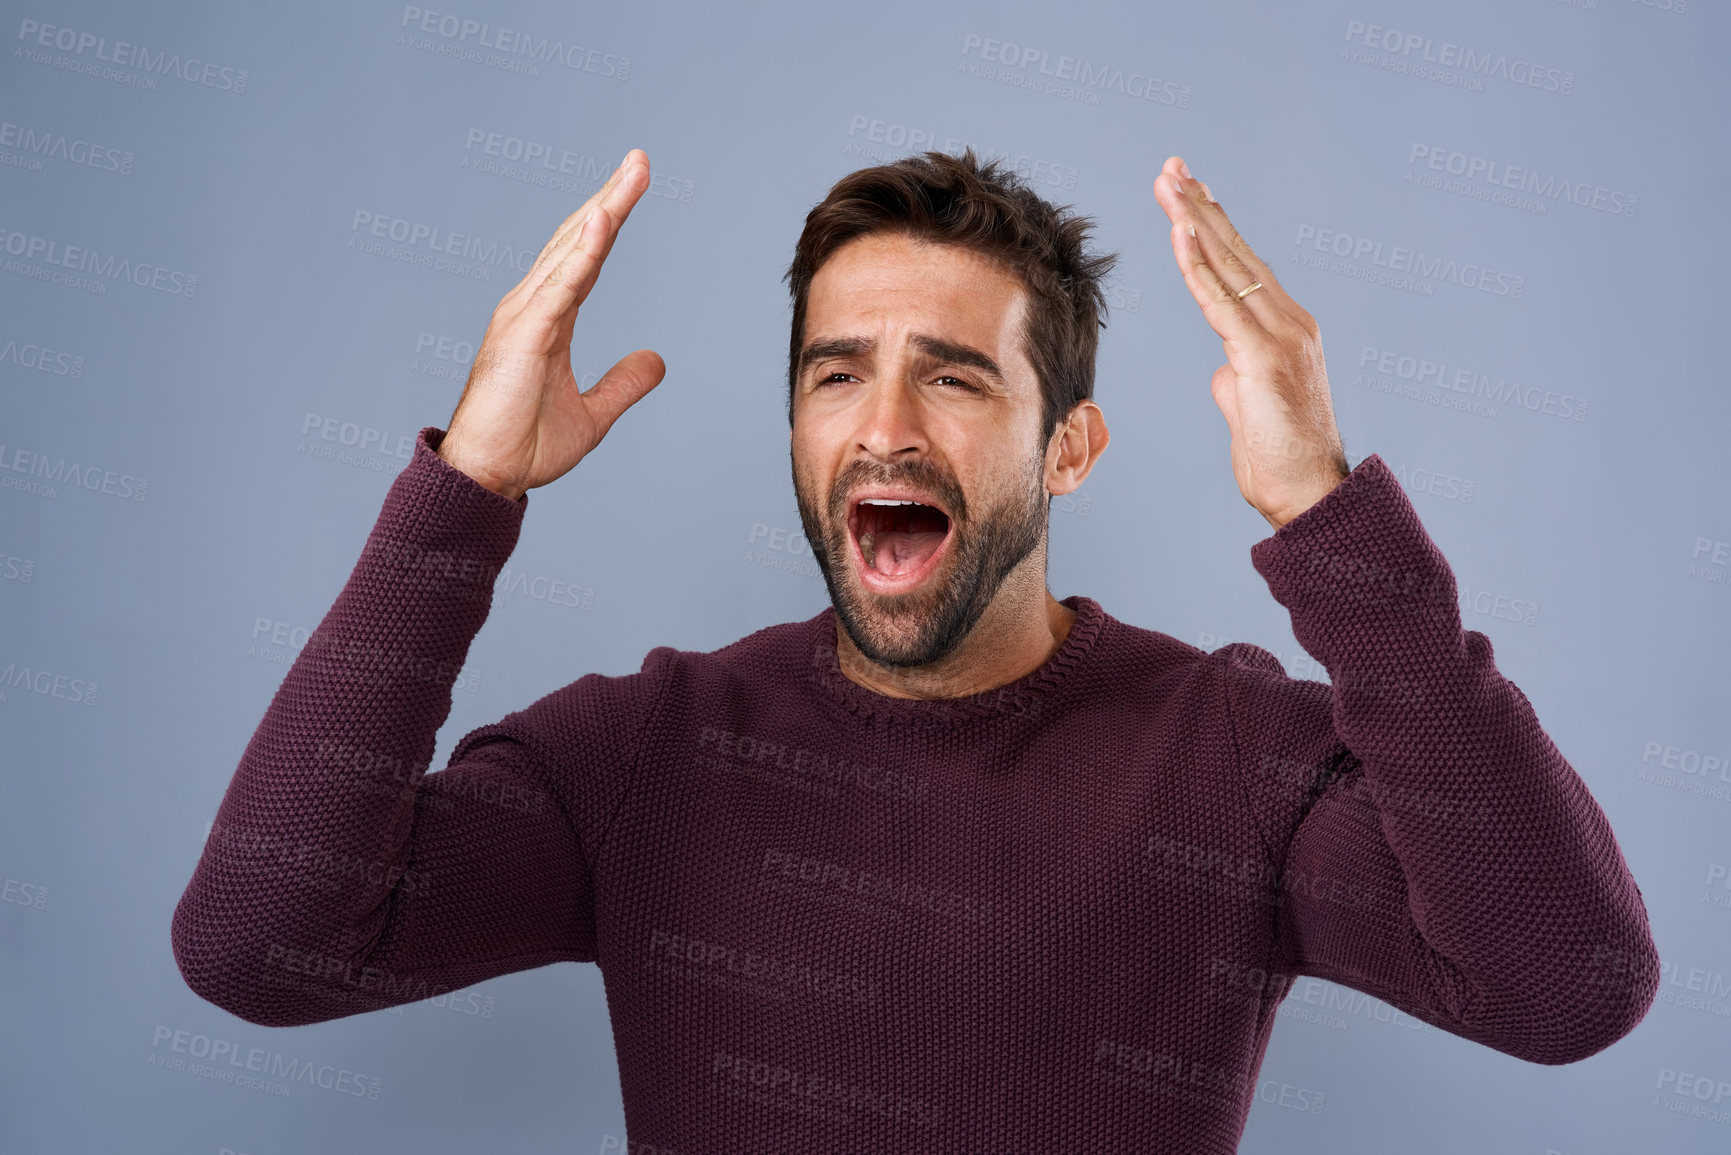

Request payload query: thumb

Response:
[580,349,666,438]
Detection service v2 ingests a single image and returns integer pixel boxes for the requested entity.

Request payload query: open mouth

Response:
[847,496,953,591]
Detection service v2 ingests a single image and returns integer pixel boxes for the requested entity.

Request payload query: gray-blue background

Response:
[3,1,1727,1152]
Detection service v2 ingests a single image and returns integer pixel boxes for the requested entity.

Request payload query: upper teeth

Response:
[860,499,918,506]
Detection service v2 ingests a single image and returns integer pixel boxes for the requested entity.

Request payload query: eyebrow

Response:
[797,333,1005,386]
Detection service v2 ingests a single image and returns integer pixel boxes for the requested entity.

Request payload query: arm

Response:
[172,148,669,1027]
[1219,452,1659,1064]
[170,429,663,1027]
[1148,157,1656,1061]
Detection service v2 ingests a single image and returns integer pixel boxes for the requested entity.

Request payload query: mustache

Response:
[824,457,970,525]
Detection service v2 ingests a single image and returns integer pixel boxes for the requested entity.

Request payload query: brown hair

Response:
[783,147,1119,442]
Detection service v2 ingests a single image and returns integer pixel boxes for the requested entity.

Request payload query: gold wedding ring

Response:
[1235,280,1264,301]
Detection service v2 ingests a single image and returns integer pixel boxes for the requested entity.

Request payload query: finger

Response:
[519,150,650,290]
[518,150,653,326]
[528,160,649,311]
[517,164,625,290]
[524,203,616,321]
[1169,217,1270,350]
[539,160,649,323]
[1156,171,1305,332]
[544,148,651,267]
[1196,197,1282,295]
[1185,208,1287,329]
[576,164,647,272]
[1156,173,1263,309]
[1176,171,1290,301]
[580,348,667,438]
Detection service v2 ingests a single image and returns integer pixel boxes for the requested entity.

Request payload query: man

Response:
[173,147,1658,1152]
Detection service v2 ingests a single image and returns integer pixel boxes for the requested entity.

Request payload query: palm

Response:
[440,150,666,501]
[1212,360,1303,519]
[1153,156,1348,528]
[532,342,614,484]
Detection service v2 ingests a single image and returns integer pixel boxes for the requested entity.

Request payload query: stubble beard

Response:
[792,443,1048,669]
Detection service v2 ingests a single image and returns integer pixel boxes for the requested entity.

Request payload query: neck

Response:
[832,577,1077,701]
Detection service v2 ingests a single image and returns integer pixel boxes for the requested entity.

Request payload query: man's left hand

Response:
[1153,155,1350,531]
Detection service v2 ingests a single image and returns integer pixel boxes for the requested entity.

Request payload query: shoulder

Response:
[453,613,826,768]
[1077,609,1346,855]
[1195,636,1330,716]
[1084,600,1318,689]
[641,611,827,688]
[1080,602,1213,695]
[1199,640,1354,836]
[1082,607,1319,724]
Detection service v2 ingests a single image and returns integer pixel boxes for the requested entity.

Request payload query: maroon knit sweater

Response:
[172,426,1658,1152]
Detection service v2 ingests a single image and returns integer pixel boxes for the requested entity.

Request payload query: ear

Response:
[1044,401,1110,498]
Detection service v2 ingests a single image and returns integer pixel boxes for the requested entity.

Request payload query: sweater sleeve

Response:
[170,426,661,1028]
[1218,453,1659,1065]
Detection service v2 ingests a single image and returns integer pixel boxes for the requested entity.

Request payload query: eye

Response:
[816,372,856,387]
[936,375,979,392]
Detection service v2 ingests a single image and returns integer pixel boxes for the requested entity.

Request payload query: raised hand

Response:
[1152,156,1349,531]
[437,148,667,501]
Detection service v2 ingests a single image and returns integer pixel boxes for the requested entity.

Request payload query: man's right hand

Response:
[437,148,666,501]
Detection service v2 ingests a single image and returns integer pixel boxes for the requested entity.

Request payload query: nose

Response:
[853,369,929,464]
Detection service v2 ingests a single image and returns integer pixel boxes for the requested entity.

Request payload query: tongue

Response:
[870,527,944,576]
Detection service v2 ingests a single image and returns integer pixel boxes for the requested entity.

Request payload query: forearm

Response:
[1251,454,1657,1058]
[171,426,528,1023]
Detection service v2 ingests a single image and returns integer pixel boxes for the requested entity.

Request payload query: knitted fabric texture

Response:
[172,426,1659,1153]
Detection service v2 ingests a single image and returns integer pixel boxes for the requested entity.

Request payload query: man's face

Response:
[790,231,1052,668]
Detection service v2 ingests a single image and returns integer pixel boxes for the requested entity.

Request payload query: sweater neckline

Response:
[806,595,1106,727]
